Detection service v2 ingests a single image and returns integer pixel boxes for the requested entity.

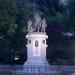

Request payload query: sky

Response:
[61,0,66,2]
[60,0,67,5]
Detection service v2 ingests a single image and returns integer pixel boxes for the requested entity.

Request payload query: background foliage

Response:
[0,0,75,65]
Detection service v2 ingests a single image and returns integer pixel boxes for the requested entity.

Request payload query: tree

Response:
[0,0,18,63]
[67,0,75,31]
[29,0,66,16]
[0,0,35,64]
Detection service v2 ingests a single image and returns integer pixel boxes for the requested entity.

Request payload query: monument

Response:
[24,11,50,72]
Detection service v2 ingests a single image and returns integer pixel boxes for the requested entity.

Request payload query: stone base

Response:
[22,59,50,73]
[24,59,49,66]
[11,62,61,74]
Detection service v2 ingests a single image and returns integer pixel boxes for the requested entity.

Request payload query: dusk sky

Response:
[60,0,67,5]
[60,0,67,3]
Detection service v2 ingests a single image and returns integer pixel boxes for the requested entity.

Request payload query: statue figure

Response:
[34,12,41,32]
[27,19,33,33]
[27,11,47,33]
[41,18,47,32]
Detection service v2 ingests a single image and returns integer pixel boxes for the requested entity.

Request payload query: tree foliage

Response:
[0,0,75,65]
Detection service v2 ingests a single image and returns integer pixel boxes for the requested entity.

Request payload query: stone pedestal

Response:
[24,32,50,72]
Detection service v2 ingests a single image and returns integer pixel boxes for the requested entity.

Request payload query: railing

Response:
[0,65,75,75]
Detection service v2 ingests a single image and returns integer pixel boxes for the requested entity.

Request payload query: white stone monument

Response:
[24,11,50,72]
